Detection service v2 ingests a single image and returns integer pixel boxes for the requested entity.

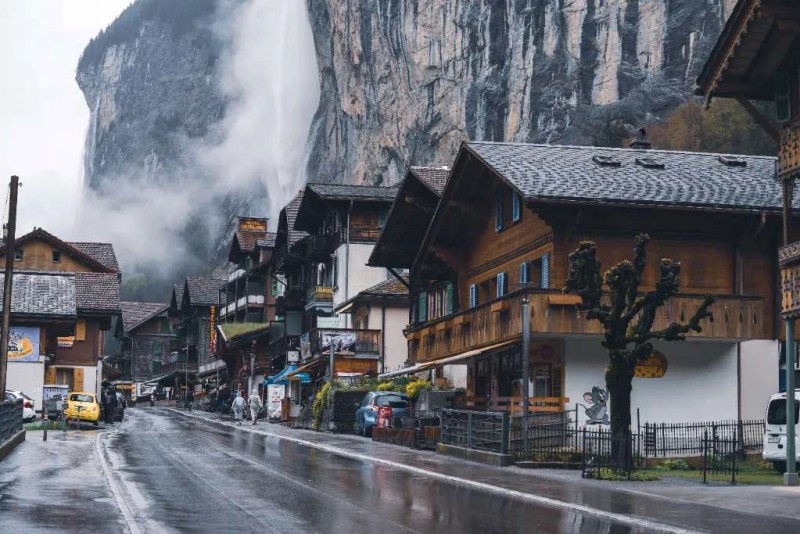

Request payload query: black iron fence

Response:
[0,399,23,443]
[508,409,580,463]
[702,430,739,484]
[642,419,764,457]
[581,430,643,479]
[440,409,509,454]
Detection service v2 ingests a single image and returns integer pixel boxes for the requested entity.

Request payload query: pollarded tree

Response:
[564,233,714,471]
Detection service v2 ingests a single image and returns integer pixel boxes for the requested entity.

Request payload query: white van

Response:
[763,390,800,472]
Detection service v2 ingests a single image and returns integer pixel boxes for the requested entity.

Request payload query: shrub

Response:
[406,379,432,399]
[311,382,332,431]
[587,468,660,481]
[660,459,690,471]
[376,381,395,392]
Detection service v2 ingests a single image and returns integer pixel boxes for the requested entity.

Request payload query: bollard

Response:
[43,412,48,441]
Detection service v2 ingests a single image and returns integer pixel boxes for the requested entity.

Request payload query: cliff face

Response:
[306,0,730,185]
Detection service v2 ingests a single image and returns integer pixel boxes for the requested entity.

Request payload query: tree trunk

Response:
[606,357,634,472]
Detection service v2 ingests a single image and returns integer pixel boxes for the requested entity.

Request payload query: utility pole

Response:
[521,294,530,457]
[0,176,20,395]
[782,178,798,486]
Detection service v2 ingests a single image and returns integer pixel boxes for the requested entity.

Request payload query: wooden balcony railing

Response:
[406,289,767,363]
[308,328,381,355]
[306,286,334,306]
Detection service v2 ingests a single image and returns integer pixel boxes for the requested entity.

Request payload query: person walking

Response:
[232,391,245,425]
[249,390,262,425]
[103,389,115,425]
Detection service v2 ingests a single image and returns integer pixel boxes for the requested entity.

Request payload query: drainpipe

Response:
[381,305,386,374]
[345,200,353,328]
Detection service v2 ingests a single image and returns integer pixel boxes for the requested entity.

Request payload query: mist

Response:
[74,0,321,301]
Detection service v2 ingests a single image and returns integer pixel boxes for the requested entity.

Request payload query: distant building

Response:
[115,302,173,381]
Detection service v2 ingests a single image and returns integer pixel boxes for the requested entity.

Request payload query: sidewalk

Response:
[169,408,800,533]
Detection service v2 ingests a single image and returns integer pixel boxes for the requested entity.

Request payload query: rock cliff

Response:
[306,0,733,185]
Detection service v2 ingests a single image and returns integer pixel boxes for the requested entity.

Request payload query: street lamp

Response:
[512,282,533,456]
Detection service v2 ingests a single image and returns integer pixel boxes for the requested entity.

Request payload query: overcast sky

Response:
[0,1,131,239]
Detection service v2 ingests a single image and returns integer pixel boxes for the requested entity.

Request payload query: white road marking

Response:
[95,430,143,534]
[170,409,701,534]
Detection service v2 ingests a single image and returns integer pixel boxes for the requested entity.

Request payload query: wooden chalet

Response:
[0,228,121,403]
[115,302,173,381]
[221,217,276,324]
[169,276,225,380]
[697,0,800,390]
[374,141,788,423]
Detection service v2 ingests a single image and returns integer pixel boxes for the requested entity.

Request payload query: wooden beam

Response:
[734,96,780,142]
[387,268,410,290]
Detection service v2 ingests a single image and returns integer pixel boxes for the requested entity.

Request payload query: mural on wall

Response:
[634,350,668,378]
[8,326,40,362]
[583,387,609,424]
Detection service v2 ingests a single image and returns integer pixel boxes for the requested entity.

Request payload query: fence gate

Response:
[702,430,738,484]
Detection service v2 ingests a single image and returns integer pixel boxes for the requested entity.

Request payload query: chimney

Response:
[629,128,652,150]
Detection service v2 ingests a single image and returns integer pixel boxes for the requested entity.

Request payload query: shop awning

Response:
[264,364,312,385]
[286,358,323,378]
[378,340,517,379]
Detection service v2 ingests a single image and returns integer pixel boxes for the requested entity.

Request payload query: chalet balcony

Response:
[406,289,768,364]
[307,327,381,355]
[302,234,340,260]
[272,245,302,272]
[305,286,334,310]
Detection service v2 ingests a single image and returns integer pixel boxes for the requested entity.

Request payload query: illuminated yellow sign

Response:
[239,218,267,232]
[635,350,667,378]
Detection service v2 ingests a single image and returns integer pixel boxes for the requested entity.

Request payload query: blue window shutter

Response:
[520,262,528,285]
[418,292,428,323]
[469,284,477,308]
[497,272,507,298]
[541,254,550,289]
[446,282,454,315]
[511,192,521,222]
[495,190,504,232]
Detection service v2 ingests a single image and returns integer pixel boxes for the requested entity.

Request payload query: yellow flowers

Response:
[405,379,432,399]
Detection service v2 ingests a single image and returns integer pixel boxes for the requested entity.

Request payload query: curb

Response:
[167,408,696,534]
[0,429,26,463]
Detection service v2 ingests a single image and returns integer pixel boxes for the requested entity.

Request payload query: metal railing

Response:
[642,419,764,457]
[0,399,23,443]
[581,430,642,479]
[440,409,509,454]
[702,430,739,484]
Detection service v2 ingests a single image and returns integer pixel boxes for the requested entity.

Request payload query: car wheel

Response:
[365,423,373,438]
[772,461,787,474]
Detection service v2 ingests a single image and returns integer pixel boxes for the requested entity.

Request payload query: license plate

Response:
[768,436,780,443]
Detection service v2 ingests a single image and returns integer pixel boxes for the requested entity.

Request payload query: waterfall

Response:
[82,96,100,192]
[206,0,321,220]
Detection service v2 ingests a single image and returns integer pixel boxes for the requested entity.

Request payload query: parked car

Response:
[763,390,800,472]
[354,391,412,437]
[64,392,101,426]
[4,390,35,422]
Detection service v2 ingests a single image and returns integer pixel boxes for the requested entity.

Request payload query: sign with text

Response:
[209,306,217,353]
[8,326,40,362]
[267,384,285,419]
[238,218,268,232]
[319,330,356,354]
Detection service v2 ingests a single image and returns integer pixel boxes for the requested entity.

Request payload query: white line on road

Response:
[170,409,701,534]
[96,430,143,534]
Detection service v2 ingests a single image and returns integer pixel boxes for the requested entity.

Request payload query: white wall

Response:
[443,364,467,389]
[740,339,779,421]
[367,305,409,373]
[564,337,738,425]
[333,243,388,311]
[7,359,45,411]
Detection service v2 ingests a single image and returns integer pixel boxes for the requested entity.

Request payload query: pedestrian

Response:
[249,390,262,425]
[232,391,245,425]
[103,389,115,424]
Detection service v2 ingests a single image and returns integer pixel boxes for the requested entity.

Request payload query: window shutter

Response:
[520,262,528,285]
[73,368,84,392]
[495,190,504,232]
[541,254,550,289]
[775,71,791,122]
[418,292,428,323]
[76,319,86,341]
[469,284,477,308]
[511,192,521,222]
[497,272,507,298]
[45,367,56,385]
[446,282,454,315]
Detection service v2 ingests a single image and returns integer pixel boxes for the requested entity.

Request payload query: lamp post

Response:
[780,178,798,486]
[512,282,533,457]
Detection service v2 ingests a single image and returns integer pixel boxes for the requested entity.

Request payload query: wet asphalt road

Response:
[104,409,649,533]
[2,408,797,533]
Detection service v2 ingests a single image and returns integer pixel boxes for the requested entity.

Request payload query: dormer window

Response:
[52,250,61,263]
[635,157,665,170]
[13,249,23,261]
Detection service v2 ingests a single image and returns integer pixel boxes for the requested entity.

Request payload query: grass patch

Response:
[587,468,661,481]
[24,420,67,431]
[643,469,782,485]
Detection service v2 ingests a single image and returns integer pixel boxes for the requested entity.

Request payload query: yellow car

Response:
[64,392,101,425]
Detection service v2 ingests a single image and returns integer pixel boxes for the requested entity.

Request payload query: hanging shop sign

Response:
[209,306,217,353]
[634,350,668,378]
[8,326,40,362]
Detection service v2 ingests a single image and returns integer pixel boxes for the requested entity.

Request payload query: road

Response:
[1,408,798,533]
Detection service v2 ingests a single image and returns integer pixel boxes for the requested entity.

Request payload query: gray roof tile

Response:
[185,277,224,307]
[0,272,76,317]
[410,167,449,195]
[75,272,121,313]
[284,190,308,246]
[68,242,120,272]
[467,142,783,212]
[306,183,398,201]
[121,301,169,333]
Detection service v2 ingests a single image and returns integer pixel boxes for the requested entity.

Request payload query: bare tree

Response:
[564,233,714,470]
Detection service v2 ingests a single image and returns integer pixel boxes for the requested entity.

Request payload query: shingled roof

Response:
[68,242,120,272]
[466,142,784,213]
[185,277,224,307]
[410,167,449,195]
[336,276,409,312]
[75,272,121,314]
[256,232,276,249]
[120,301,169,333]
[283,190,308,246]
[0,272,76,318]
[305,183,398,201]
